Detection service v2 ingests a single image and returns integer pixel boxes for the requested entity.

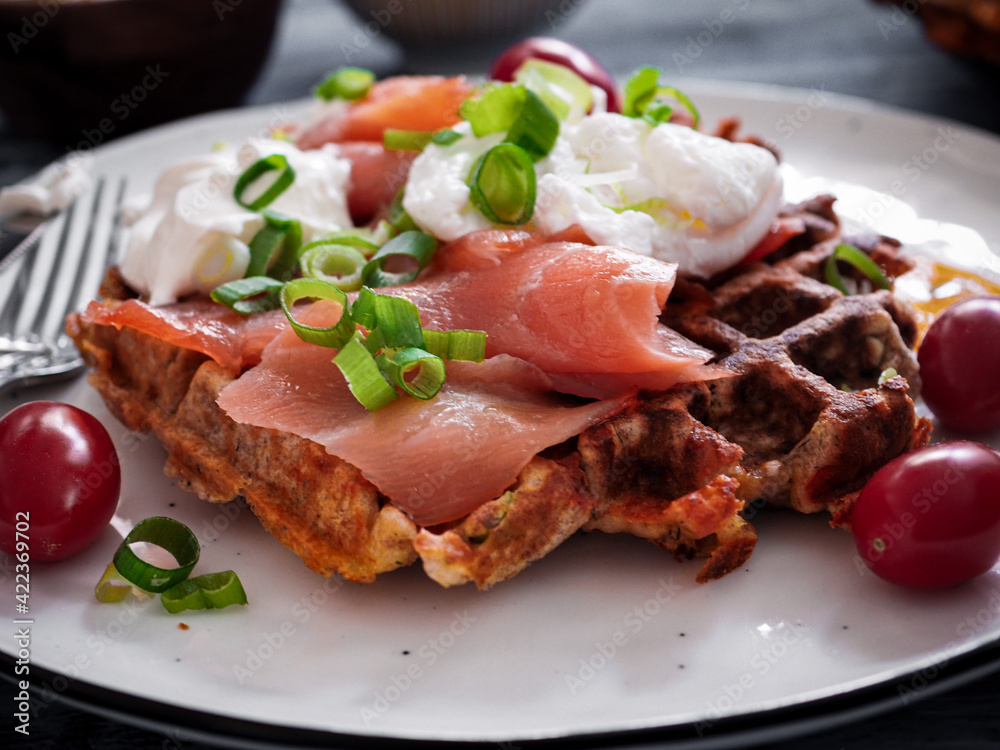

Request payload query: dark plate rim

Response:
[4,633,1000,750]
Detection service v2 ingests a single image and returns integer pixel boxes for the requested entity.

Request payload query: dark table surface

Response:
[3,0,1000,748]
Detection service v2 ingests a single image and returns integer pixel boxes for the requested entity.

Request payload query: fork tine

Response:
[0,242,39,333]
[53,178,118,336]
[2,204,75,337]
[30,179,105,338]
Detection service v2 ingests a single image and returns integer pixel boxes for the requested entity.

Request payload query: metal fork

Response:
[0,176,126,394]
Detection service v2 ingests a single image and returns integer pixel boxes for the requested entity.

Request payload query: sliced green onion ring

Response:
[281,277,356,348]
[362,230,438,288]
[422,329,487,362]
[504,88,559,161]
[314,67,375,102]
[824,243,891,295]
[350,286,379,330]
[160,580,208,614]
[210,276,285,314]
[246,210,302,280]
[878,367,899,386]
[467,143,536,225]
[383,189,420,238]
[162,570,247,614]
[334,336,398,411]
[371,293,425,349]
[94,562,137,603]
[431,129,463,147]
[377,347,445,400]
[515,58,593,120]
[384,129,435,152]
[111,517,200,594]
[299,240,368,291]
[622,67,700,128]
[461,83,525,137]
[234,154,296,211]
[461,83,558,160]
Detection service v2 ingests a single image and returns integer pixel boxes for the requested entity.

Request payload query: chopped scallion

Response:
[246,210,302,280]
[280,277,356,348]
[504,88,560,161]
[210,276,285,314]
[514,58,593,120]
[299,240,368,291]
[622,67,700,128]
[467,143,536,225]
[384,129,435,152]
[362,230,437,288]
[370,293,425,349]
[234,154,296,211]
[461,83,558,160]
[314,67,375,102]
[110,517,201,594]
[377,347,446,400]
[161,570,248,614]
[431,129,463,146]
[824,243,891,295]
[461,83,526,137]
[334,335,398,411]
[94,562,136,603]
[422,329,487,362]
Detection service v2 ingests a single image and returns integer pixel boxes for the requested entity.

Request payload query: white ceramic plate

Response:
[3,82,1000,749]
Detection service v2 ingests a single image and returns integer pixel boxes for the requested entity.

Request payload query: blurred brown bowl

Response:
[342,0,584,46]
[0,0,282,146]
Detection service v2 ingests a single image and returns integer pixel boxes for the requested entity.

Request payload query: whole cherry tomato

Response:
[851,441,1000,588]
[918,295,1000,433]
[0,401,120,561]
[489,37,621,112]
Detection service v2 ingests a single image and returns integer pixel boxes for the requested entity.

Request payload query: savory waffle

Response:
[67,194,931,589]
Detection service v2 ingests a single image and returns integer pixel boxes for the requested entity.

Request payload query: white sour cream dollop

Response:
[403,111,783,279]
[120,138,352,305]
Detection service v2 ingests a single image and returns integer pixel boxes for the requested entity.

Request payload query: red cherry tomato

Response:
[489,37,621,112]
[851,441,1000,588]
[0,401,120,561]
[918,295,1000,433]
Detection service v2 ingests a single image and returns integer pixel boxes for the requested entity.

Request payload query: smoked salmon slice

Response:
[383,230,728,398]
[296,75,472,149]
[217,313,628,526]
[336,141,415,223]
[80,298,288,376]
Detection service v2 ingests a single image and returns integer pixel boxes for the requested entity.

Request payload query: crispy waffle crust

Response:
[67,196,930,589]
